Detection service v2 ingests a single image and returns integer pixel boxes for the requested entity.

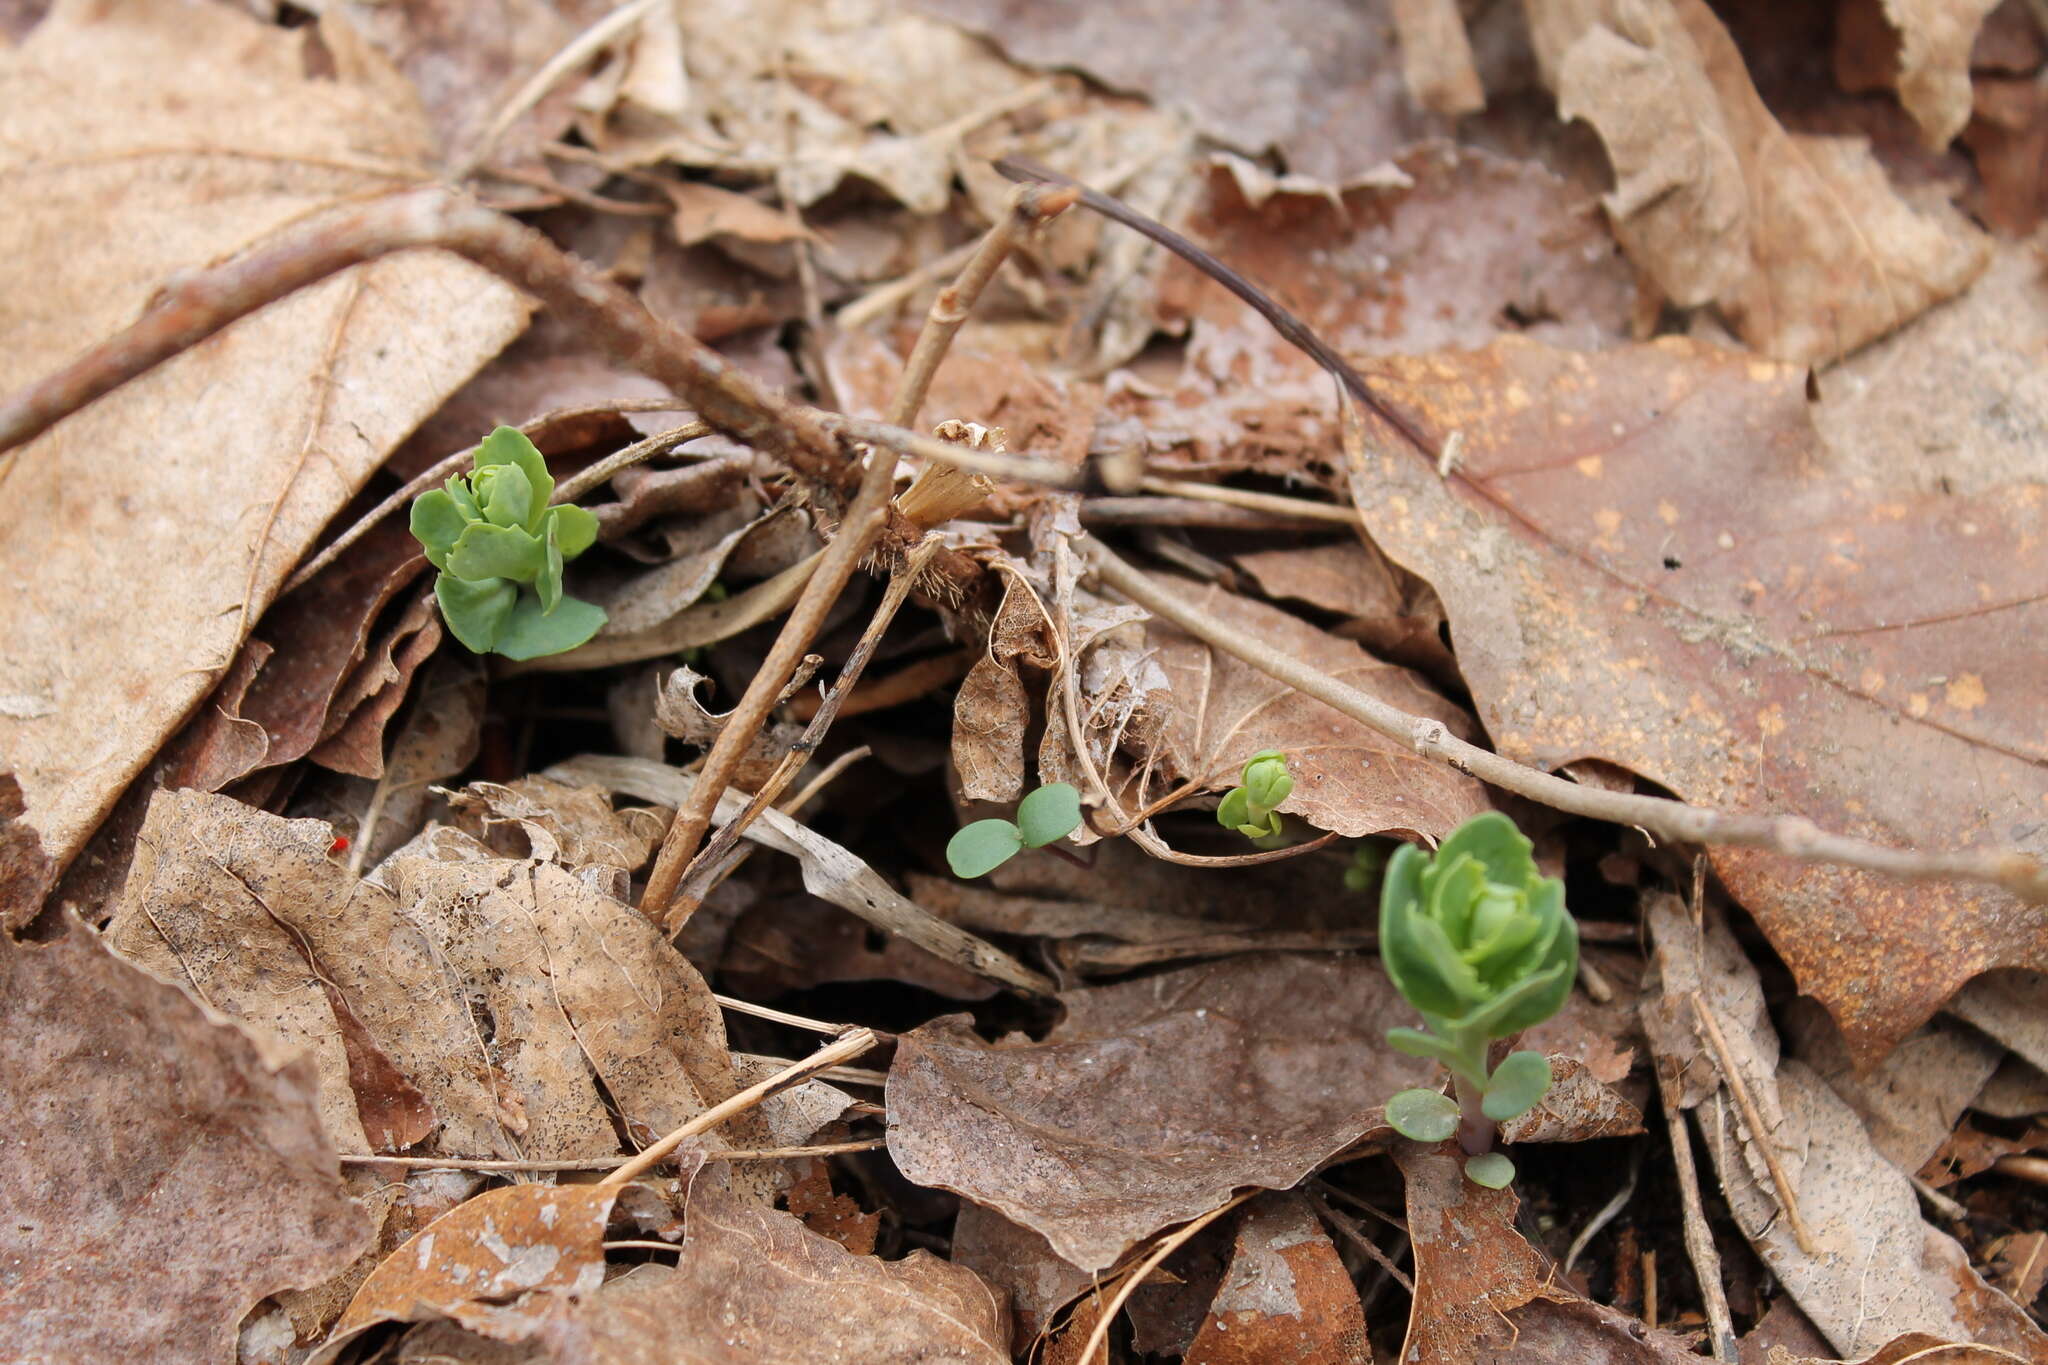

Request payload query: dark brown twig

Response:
[994,156,1435,457]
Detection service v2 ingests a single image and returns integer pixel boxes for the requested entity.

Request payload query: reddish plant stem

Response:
[1454,1072,1493,1157]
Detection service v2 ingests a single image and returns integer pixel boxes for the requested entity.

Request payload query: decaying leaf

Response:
[1182,1192,1370,1365]
[1346,335,2048,1061]
[0,926,369,1362]
[1644,897,2048,1359]
[0,0,529,875]
[1396,1144,1699,1363]
[1529,0,1989,361]
[920,0,1445,183]
[1124,576,1490,840]
[886,953,1431,1270]
[533,1180,1009,1364]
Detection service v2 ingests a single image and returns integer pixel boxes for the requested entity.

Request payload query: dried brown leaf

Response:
[886,953,1431,1270]
[534,1181,1008,1364]
[920,0,1445,183]
[1644,897,2048,1358]
[1183,1192,1369,1365]
[0,772,54,929]
[1397,1143,1699,1363]
[1346,336,2048,1061]
[1787,1001,2002,1172]
[1532,0,1989,361]
[1126,577,1490,840]
[0,0,528,875]
[0,926,369,1362]
[951,1200,1094,1346]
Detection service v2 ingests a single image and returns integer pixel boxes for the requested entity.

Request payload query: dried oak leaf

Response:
[1346,335,2048,1062]
[1831,0,2004,148]
[886,953,1433,1271]
[1529,0,1989,362]
[1124,576,1490,840]
[917,0,1445,184]
[1182,1192,1370,1365]
[0,0,529,876]
[0,926,369,1363]
[1643,897,2048,1359]
[1397,1144,1701,1363]
[533,1180,1008,1364]
[0,772,54,930]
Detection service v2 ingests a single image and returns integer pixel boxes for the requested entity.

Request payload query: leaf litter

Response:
[4,0,2048,1358]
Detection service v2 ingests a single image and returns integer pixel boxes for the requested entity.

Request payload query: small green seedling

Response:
[1376,812,1578,1188]
[409,425,607,660]
[947,783,1083,878]
[1217,750,1292,840]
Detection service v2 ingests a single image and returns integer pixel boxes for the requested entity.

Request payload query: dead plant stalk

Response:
[1084,538,2048,903]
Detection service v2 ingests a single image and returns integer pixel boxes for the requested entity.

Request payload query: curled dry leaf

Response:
[1396,1144,1700,1363]
[953,566,1059,803]
[1786,1001,2003,1173]
[447,775,665,873]
[951,1200,1095,1346]
[0,772,54,929]
[533,1180,1009,1365]
[1123,576,1490,840]
[1182,1192,1370,1365]
[1832,0,2004,148]
[886,953,1433,1271]
[1527,0,1989,362]
[921,0,1445,183]
[1643,897,2047,1359]
[0,926,368,1364]
[0,0,529,876]
[1496,1055,1644,1143]
[1346,335,2048,1062]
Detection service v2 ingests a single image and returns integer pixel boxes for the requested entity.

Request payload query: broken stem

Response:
[1083,538,2048,904]
[885,180,1078,429]
[597,1028,878,1189]
[638,438,903,925]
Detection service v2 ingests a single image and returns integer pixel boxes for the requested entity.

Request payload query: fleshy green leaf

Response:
[435,573,516,654]
[1386,1088,1459,1142]
[493,593,607,661]
[1016,783,1082,848]
[475,461,535,531]
[1434,811,1535,890]
[449,523,544,583]
[1464,1152,1515,1188]
[409,489,468,570]
[947,819,1024,878]
[443,475,480,522]
[1385,1027,1461,1066]
[547,502,599,560]
[1216,787,1250,830]
[1482,1050,1553,1121]
[1381,844,1474,1020]
[537,519,566,614]
[478,424,554,523]
[1242,752,1293,811]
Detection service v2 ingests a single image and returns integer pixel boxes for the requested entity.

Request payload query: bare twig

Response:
[1310,1192,1414,1292]
[1084,539,2048,903]
[598,1029,877,1188]
[713,992,891,1041]
[1075,1192,1256,1365]
[452,0,665,180]
[667,539,942,919]
[1689,995,1816,1256]
[886,181,1079,429]
[1655,1066,1736,1359]
[337,1138,884,1172]
[1137,476,1360,525]
[638,438,901,925]
[782,650,972,721]
[995,156,1434,457]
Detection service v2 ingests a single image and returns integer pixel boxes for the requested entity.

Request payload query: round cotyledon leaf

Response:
[1015,783,1081,848]
[1481,1050,1553,1121]
[947,819,1024,879]
[1385,1088,1459,1143]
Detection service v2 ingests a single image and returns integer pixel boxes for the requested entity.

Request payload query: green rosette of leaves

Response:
[1216,750,1292,840]
[1376,812,1578,1188]
[408,426,607,660]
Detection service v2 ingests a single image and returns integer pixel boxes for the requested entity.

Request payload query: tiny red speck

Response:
[329,836,350,855]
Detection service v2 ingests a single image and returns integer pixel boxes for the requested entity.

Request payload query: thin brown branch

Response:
[886,181,1079,429]
[1656,1064,1738,1362]
[1690,994,1817,1256]
[598,1029,878,1188]
[337,1138,884,1172]
[782,649,972,722]
[1084,538,2048,903]
[994,156,1434,458]
[1137,476,1360,524]
[666,539,942,921]
[638,440,903,925]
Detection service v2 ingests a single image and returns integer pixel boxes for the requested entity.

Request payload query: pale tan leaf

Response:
[0,0,529,873]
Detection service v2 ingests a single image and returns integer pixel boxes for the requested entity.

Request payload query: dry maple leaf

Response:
[1346,333,2048,1063]
[0,0,530,878]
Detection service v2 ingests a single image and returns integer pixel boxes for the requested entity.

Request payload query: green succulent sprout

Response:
[1217,750,1293,840]
[947,783,1083,879]
[409,426,607,660]
[1376,811,1578,1187]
